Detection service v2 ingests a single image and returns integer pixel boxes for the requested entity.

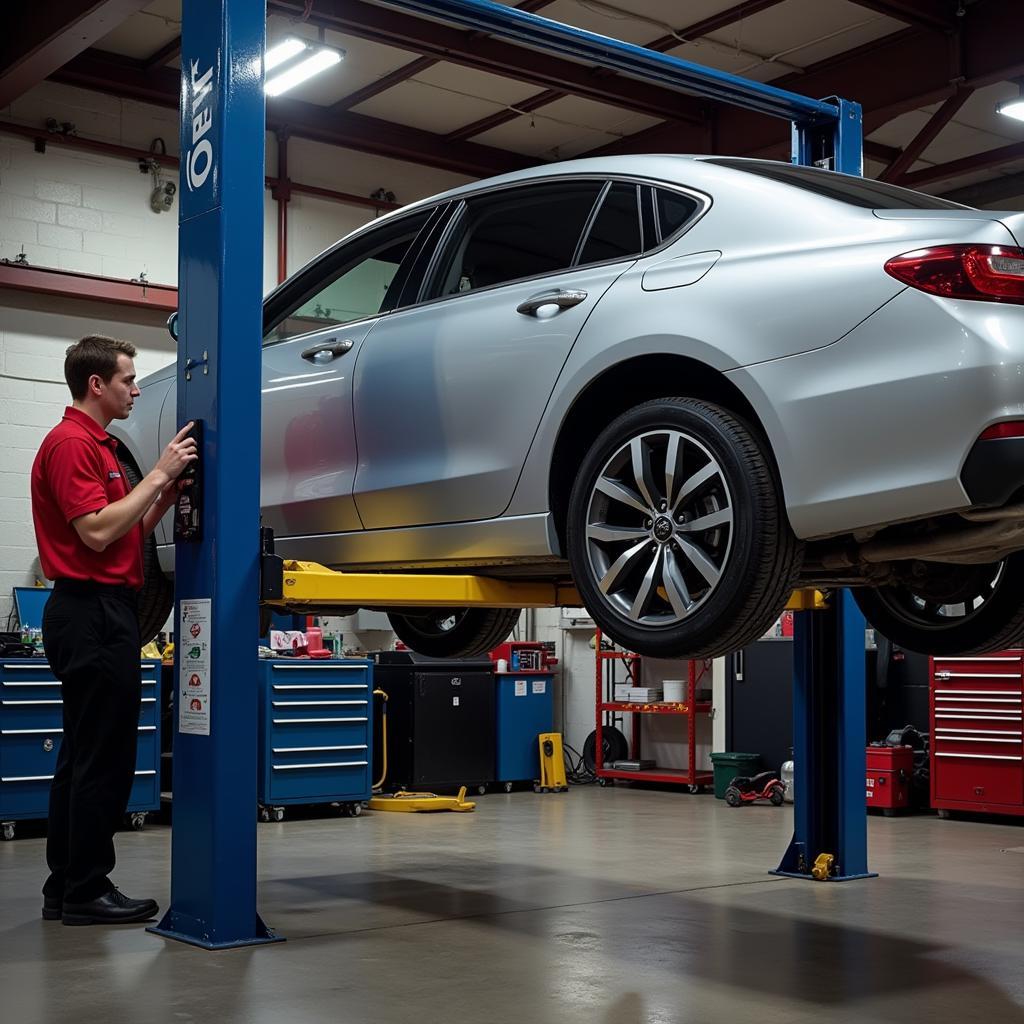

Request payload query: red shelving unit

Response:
[593,628,714,791]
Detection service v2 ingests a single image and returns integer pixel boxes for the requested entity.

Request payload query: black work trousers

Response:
[41,579,141,904]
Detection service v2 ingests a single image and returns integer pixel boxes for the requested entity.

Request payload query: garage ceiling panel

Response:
[94,3,181,61]
[472,94,661,159]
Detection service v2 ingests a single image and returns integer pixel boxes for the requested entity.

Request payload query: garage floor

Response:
[2,788,1024,1023]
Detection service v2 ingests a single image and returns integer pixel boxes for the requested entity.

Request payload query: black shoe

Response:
[62,889,159,926]
[42,896,62,921]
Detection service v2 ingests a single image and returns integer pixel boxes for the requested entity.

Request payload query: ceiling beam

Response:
[53,51,532,179]
[0,0,151,107]
[445,0,784,144]
[941,170,1024,206]
[143,36,182,73]
[843,0,961,32]
[879,86,973,182]
[901,140,1024,188]
[265,0,706,125]
[329,0,557,113]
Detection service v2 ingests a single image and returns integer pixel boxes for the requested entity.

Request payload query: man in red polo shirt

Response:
[31,335,197,926]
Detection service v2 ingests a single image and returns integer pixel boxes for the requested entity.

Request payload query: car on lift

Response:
[111,155,1024,660]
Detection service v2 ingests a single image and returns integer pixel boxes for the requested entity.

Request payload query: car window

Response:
[263,210,432,345]
[430,181,603,297]
[578,182,643,265]
[705,158,970,210]
[655,188,701,242]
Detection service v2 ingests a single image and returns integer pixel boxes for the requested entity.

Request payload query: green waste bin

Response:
[710,752,761,799]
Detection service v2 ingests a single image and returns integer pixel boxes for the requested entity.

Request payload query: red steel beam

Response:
[0,1,151,107]
[879,86,973,183]
[143,36,182,73]
[901,140,1024,188]
[53,51,531,178]
[446,0,786,143]
[0,263,177,311]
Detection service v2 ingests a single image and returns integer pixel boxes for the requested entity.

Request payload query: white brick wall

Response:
[0,81,472,628]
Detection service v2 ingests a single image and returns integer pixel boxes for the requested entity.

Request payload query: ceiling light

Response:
[997,98,1024,122]
[265,48,343,97]
[265,37,308,73]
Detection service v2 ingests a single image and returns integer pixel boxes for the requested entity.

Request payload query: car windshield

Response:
[705,158,971,211]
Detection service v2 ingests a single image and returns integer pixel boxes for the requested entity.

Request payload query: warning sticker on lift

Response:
[179,599,211,736]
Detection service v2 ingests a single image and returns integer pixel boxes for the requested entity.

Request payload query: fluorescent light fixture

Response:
[265,37,308,72]
[997,98,1024,122]
[265,48,343,97]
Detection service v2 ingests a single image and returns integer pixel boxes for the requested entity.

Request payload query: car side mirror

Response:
[167,312,178,340]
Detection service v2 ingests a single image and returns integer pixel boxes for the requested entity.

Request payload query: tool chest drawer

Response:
[258,659,373,807]
[0,659,162,826]
[931,651,1024,815]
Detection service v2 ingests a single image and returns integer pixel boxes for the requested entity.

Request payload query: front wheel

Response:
[566,398,802,659]
[387,607,519,659]
[853,554,1024,655]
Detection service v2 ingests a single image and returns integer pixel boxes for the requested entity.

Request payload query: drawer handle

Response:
[1,727,64,735]
[935,752,1022,761]
[1,774,55,783]
[272,760,369,770]
[271,700,368,707]
[936,737,1020,744]
[936,690,1022,696]
[936,728,1021,737]
[935,711,1022,719]
[272,716,368,724]
[933,671,1023,678]
[272,684,367,691]
[272,745,368,753]
[935,696,1021,703]
[1,681,62,688]
[1,664,54,671]
[270,664,366,671]
[2,699,62,705]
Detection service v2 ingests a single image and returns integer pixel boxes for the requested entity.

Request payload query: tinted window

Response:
[264,210,431,345]
[578,183,642,265]
[432,182,603,296]
[655,188,700,240]
[706,158,970,210]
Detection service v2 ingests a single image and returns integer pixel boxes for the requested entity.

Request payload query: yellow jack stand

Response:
[367,786,476,813]
[535,733,568,793]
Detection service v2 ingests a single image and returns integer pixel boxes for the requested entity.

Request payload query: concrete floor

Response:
[2,788,1024,1023]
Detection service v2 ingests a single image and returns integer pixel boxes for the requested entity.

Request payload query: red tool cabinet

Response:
[930,650,1024,816]
[866,745,912,813]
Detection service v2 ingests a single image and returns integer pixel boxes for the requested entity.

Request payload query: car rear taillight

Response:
[979,421,1024,441]
[885,245,1024,304]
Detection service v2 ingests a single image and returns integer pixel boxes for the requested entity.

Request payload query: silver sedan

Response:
[112,155,1024,658]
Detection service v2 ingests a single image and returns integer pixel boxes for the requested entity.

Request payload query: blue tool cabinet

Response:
[257,659,373,820]
[495,671,554,791]
[0,658,161,840]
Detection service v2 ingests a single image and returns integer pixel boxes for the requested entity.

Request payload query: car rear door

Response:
[351,178,644,529]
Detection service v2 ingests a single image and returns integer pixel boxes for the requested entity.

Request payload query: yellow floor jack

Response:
[534,733,568,793]
[365,689,477,813]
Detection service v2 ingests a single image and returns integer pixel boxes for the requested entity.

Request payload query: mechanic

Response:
[30,335,197,926]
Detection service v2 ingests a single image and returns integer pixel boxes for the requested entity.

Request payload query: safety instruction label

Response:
[532,680,546,694]
[179,598,212,736]
[515,679,527,697]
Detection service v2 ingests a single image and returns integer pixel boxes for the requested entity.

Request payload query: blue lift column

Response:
[150,0,280,948]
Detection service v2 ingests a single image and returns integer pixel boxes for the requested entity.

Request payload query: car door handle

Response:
[301,339,354,363]
[516,289,588,316]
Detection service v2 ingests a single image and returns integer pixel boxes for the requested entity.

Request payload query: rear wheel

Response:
[853,554,1024,655]
[566,398,802,659]
[386,607,520,658]
[119,450,173,645]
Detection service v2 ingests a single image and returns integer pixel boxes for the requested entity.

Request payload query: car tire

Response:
[120,451,174,645]
[566,398,802,659]
[853,553,1024,655]
[386,607,520,658]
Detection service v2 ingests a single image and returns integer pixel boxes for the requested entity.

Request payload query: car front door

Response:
[351,179,645,529]
[255,207,435,538]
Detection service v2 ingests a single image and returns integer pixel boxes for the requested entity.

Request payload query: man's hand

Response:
[153,422,199,486]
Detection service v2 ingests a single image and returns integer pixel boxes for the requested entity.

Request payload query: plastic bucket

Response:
[663,679,684,702]
[710,752,761,799]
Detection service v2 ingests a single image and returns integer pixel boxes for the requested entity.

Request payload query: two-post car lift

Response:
[154,0,872,950]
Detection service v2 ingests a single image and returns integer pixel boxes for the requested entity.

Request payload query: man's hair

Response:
[64,335,137,400]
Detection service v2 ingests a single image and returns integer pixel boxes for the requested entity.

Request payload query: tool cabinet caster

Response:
[258,805,270,823]
[2,822,15,841]
[937,809,952,820]
[688,785,703,794]
[503,782,513,793]
[476,785,487,796]
[130,813,147,831]
[272,806,285,822]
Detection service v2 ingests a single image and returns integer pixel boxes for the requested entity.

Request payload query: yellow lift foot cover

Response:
[367,786,476,813]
